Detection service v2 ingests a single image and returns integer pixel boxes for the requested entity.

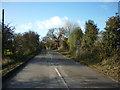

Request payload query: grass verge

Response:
[2,51,40,77]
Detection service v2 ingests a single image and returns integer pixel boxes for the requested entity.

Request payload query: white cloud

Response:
[36,16,69,30]
[35,16,86,36]
[15,22,32,33]
[20,23,32,30]
[20,25,32,30]
[15,16,85,37]
[76,20,85,32]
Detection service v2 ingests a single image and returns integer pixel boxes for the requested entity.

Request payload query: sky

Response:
[2,2,119,38]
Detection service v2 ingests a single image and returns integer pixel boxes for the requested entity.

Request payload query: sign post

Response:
[76,40,80,47]
[76,40,80,57]
[2,9,4,58]
[18,40,23,60]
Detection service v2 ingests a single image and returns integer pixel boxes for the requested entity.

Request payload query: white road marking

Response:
[55,67,69,89]
[48,51,69,89]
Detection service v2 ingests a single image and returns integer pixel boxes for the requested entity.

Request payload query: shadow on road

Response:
[2,50,119,89]
[3,76,118,88]
[32,50,80,66]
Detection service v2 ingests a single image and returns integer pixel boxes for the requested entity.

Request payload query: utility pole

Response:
[2,9,4,58]
[118,1,120,18]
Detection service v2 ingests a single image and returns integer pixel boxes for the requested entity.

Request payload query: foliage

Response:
[81,20,99,49]
[2,24,15,57]
[12,31,40,57]
[57,14,119,81]
[2,24,42,71]
[44,27,69,49]
[69,27,83,52]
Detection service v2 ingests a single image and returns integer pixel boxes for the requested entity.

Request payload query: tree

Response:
[64,21,74,38]
[22,31,40,55]
[12,33,22,55]
[13,31,40,56]
[2,24,15,57]
[69,27,83,51]
[45,27,67,49]
[104,15,120,49]
[81,20,99,49]
[100,15,120,56]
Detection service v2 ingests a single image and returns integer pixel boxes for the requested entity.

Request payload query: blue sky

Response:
[2,2,118,37]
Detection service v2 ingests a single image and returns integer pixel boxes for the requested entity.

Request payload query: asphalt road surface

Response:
[3,50,119,88]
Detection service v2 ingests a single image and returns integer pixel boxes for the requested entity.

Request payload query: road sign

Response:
[76,45,80,47]
[18,40,22,44]
[77,40,80,44]
[18,45,23,47]
[18,40,22,47]
[76,40,80,47]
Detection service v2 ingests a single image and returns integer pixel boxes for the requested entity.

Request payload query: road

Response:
[3,49,118,88]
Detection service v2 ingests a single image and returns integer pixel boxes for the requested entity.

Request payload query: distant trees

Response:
[64,21,74,38]
[44,27,68,49]
[43,14,119,63]
[43,13,119,71]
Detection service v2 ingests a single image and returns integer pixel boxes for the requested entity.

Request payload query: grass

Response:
[2,51,40,77]
[2,62,23,76]
[2,57,15,67]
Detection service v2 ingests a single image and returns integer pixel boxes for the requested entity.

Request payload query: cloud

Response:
[20,23,32,30]
[36,16,86,36]
[36,16,69,30]
[76,20,85,32]
[15,16,85,37]
[20,25,32,30]
[15,22,32,33]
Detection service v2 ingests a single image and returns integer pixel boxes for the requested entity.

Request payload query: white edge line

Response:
[55,67,69,89]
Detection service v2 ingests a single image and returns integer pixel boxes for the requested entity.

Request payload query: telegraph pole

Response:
[118,1,120,29]
[2,9,4,58]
